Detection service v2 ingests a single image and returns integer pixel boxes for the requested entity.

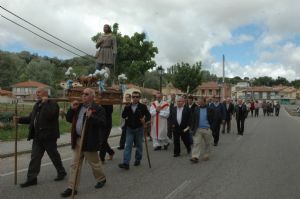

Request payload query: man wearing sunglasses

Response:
[119,91,151,170]
[61,88,107,197]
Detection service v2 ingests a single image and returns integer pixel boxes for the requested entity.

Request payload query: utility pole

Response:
[222,54,225,100]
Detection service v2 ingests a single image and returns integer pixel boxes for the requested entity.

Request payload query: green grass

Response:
[0,104,122,141]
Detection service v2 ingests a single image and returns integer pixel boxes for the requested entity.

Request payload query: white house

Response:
[11,80,51,100]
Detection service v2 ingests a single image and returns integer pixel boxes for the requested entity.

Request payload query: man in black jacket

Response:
[234,99,248,135]
[209,96,226,146]
[119,91,151,170]
[190,97,214,163]
[99,104,115,162]
[169,96,191,157]
[61,88,107,197]
[222,98,234,134]
[16,87,66,188]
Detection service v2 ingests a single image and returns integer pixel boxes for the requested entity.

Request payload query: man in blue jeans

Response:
[119,91,151,170]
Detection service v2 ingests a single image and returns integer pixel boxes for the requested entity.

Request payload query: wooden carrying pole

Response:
[71,119,87,199]
[14,100,18,185]
[143,122,151,168]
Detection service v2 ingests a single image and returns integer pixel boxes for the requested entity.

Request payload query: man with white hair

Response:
[169,96,191,157]
[61,88,107,197]
[150,92,170,150]
[16,87,66,187]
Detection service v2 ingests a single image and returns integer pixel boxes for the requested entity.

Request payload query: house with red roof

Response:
[11,80,51,100]
[0,88,15,103]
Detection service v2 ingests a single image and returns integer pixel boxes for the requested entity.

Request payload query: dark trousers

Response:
[99,127,114,161]
[173,130,191,155]
[27,139,65,180]
[255,109,259,117]
[250,109,254,116]
[236,118,245,134]
[211,124,221,144]
[119,126,127,148]
[222,119,231,133]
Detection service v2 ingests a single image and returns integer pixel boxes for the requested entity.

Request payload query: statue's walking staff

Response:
[71,118,87,199]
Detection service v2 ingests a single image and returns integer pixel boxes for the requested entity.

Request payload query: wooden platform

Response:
[67,87,123,105]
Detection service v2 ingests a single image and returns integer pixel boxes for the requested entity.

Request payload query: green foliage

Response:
[201,70,218,82]
[0,112,14,123]
[291,79,300,88]
[91,23,158,86]
[252,76,274,86]
[171,62,202,93]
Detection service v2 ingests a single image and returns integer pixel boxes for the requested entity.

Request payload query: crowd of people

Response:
[14,87,281,197]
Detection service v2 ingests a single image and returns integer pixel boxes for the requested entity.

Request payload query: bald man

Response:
[16,87,66,188]
[61,88,107,197]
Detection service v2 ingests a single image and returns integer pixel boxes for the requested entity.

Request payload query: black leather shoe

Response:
[163,143,170,150]
[54,172,67,181]
[20,178,37,188]
[190,158,199,163]
[61,188,77,198]
[118,163,129,170]
[134,161,140,166]
[154,146,162,151]
[95,179,106,189]
[173,154,180,157]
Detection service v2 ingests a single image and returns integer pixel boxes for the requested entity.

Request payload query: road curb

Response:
[0,133,121,159]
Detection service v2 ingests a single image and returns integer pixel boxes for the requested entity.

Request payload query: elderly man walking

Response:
[190,97,214,163]
[16,87,66,188]
[61,88,107,197]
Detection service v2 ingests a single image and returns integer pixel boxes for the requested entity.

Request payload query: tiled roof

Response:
[0,89,13,97]
[11,80,50,88]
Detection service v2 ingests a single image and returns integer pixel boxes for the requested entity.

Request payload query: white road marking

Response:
[164,180,191,199]
[1,145,120,177]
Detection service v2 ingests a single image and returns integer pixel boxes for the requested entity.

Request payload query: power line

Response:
[0,5,94,58]
[0,13,85,57]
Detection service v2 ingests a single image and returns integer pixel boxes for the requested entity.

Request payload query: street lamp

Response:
[157,66,163,93]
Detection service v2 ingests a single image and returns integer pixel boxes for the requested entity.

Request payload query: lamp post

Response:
[157,66,163,93]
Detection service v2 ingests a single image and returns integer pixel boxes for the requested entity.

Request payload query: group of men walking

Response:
[15,87,250,198]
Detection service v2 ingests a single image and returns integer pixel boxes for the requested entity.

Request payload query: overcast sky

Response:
[1,0,300,80]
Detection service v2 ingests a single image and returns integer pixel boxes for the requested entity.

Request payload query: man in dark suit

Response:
[185,95,197,113]
[209,96,226,146]
[167,93,176,139]
[119,91,151,170]
[99,104,115,162]
[61,88,107,197]
[16,87,66,188]
[169,96,191,157]
[234,99,248,135]
[222,98,234,134]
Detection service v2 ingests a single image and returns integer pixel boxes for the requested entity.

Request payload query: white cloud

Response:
[1,0,300,80]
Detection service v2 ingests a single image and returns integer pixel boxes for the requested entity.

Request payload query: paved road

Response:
[1,108,300,199]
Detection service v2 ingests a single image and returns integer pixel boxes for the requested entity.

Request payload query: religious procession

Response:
[2,3,299,198]
[8,24,255,198]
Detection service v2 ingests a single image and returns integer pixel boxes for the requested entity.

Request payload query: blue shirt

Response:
[198,108,210,129]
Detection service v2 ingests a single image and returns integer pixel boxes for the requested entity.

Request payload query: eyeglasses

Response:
[132,96,140,98]
[82,93,89,96]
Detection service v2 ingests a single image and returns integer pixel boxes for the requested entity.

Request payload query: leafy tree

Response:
[252,76,274,86]
[291,79,300,88]
[274,76,289,86]
[91,23,158,86]
[20,59,56,86]
[0,51,26,89]
[171,62,202,93]
[201,70,217,82]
